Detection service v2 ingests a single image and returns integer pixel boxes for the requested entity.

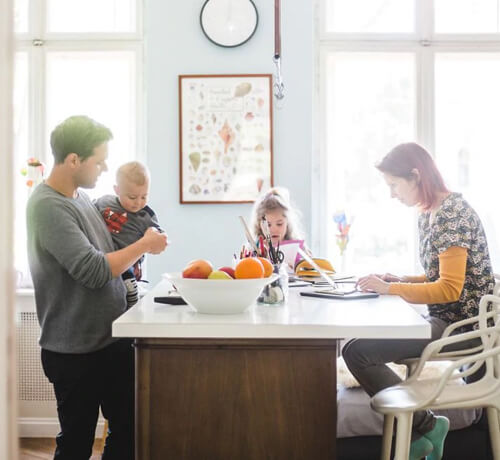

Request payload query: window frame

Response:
[315,0,500,270]
[15,0,144,165]
[13,0,144,285]
[16,0,143,41]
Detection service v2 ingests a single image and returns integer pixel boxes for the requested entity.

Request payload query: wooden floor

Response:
[19,438,102,460]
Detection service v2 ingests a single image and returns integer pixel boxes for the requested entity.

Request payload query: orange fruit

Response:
[257,257,273,278]
[235,257,265,279]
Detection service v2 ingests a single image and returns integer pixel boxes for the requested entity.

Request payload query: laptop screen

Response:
[297,248,338,290]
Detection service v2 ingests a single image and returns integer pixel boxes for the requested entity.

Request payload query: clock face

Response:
[200,0,259,48]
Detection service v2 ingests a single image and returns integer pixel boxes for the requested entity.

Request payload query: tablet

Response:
[299,291,379,300]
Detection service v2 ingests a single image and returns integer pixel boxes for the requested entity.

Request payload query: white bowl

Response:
[162,272,279,314]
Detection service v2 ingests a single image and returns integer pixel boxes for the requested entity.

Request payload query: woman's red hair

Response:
[376,143,449,211]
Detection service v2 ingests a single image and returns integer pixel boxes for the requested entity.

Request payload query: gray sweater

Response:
[27,184,127,354]
[94,194,160,249]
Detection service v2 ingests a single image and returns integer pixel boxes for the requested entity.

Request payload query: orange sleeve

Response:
[389,246,467,304]
[402,274,428,283]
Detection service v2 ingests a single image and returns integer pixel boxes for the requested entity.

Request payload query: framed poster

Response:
[179,74,273,203]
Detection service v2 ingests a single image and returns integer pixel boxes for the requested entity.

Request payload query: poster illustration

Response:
[179,74,273,203]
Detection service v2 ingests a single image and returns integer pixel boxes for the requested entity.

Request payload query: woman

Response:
[342,142,494,460]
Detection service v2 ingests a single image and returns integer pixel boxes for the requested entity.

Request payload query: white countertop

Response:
[112,279,431,340]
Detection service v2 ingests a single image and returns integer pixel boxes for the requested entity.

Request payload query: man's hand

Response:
[357,274,391,294]
[107,228,168,278]
[142,227,168,254]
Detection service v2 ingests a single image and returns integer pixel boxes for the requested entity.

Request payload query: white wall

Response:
[145,0,314,283]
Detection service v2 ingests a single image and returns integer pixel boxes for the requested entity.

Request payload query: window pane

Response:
[435,53,500,271]
[14,52,30,282]
[325,0,414,33]
[47,0,136,33]
[14,0,28,33]
[435,0,500,33]
[325,52,416,273]
[46,51,138,199]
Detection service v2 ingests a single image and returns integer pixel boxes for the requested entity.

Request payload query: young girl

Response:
[249,187,306,269]
[343,142,494,460]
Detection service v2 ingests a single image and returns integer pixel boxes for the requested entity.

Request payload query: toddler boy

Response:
[95,161,162,307]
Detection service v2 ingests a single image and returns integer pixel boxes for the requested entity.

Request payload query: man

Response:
[27,115,168,460]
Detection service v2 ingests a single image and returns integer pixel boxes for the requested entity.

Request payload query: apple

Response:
[208,270,233,280]
[218,266,236,279]
[182,259,213,279]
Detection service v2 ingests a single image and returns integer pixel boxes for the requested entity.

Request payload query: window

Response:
[434,0,500,34]
[434,52,500,265]
[324,0,414,34]
[319,0,500,274]
[13,0,143,287]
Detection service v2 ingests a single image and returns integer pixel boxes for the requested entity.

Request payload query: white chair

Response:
[371,293,500,460]
[398,280,500,377]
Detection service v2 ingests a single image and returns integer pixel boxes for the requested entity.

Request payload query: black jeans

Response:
[41,339,135,460]
[342,316,451,439]
[342,315,485,440]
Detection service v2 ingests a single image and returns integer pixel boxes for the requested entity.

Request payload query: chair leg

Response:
[393,413,413,460]
[380,414,395,460]
[487,407,500,460]
[407,363,418,378]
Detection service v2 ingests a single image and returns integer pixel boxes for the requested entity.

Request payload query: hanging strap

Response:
[274,0,281,59]
[273,0,284,100]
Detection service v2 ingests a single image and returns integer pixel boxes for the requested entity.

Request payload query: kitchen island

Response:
[113,279,430,460]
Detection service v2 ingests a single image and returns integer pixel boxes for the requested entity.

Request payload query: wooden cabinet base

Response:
[135,338,337,460]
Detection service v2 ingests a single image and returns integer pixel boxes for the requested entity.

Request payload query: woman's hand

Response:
[357,274,391,294]
[376,273,403,282]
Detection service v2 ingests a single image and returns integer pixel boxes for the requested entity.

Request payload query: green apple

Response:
[208,270,233,280]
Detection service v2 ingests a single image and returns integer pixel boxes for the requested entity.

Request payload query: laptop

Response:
[297,248,379,300]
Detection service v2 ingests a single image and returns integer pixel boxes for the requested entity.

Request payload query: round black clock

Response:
[200,0,259,48]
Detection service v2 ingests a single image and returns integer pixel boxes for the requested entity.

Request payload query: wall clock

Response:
[200,0,259,48]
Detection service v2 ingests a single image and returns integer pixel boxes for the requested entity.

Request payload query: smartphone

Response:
[154,296,187,305]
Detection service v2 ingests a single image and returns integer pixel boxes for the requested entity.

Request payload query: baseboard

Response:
[18,417,105,438]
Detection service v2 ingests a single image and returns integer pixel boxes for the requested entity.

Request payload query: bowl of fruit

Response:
[162,257,277,314]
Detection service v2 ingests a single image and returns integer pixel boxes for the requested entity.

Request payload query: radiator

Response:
[16,297,105,438]
[16,311,54,401]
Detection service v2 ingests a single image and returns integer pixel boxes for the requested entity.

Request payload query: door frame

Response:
[0,0,18,458]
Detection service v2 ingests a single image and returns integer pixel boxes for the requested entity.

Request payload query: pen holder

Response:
[257,263,288,306]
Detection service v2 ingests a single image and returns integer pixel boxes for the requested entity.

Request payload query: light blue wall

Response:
[146,0,314,283]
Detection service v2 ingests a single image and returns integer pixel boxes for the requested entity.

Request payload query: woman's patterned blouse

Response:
[418,192,494,325]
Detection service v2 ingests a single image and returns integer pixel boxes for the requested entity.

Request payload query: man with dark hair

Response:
[50,115,113,164]
[27,115,168,460]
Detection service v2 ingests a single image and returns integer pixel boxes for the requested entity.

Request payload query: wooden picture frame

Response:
[179,74,273,203]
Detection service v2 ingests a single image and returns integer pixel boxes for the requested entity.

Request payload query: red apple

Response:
[182,259,213,279]
[218,266,236,279]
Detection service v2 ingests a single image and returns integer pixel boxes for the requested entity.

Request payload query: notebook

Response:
[279,239,304,269]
